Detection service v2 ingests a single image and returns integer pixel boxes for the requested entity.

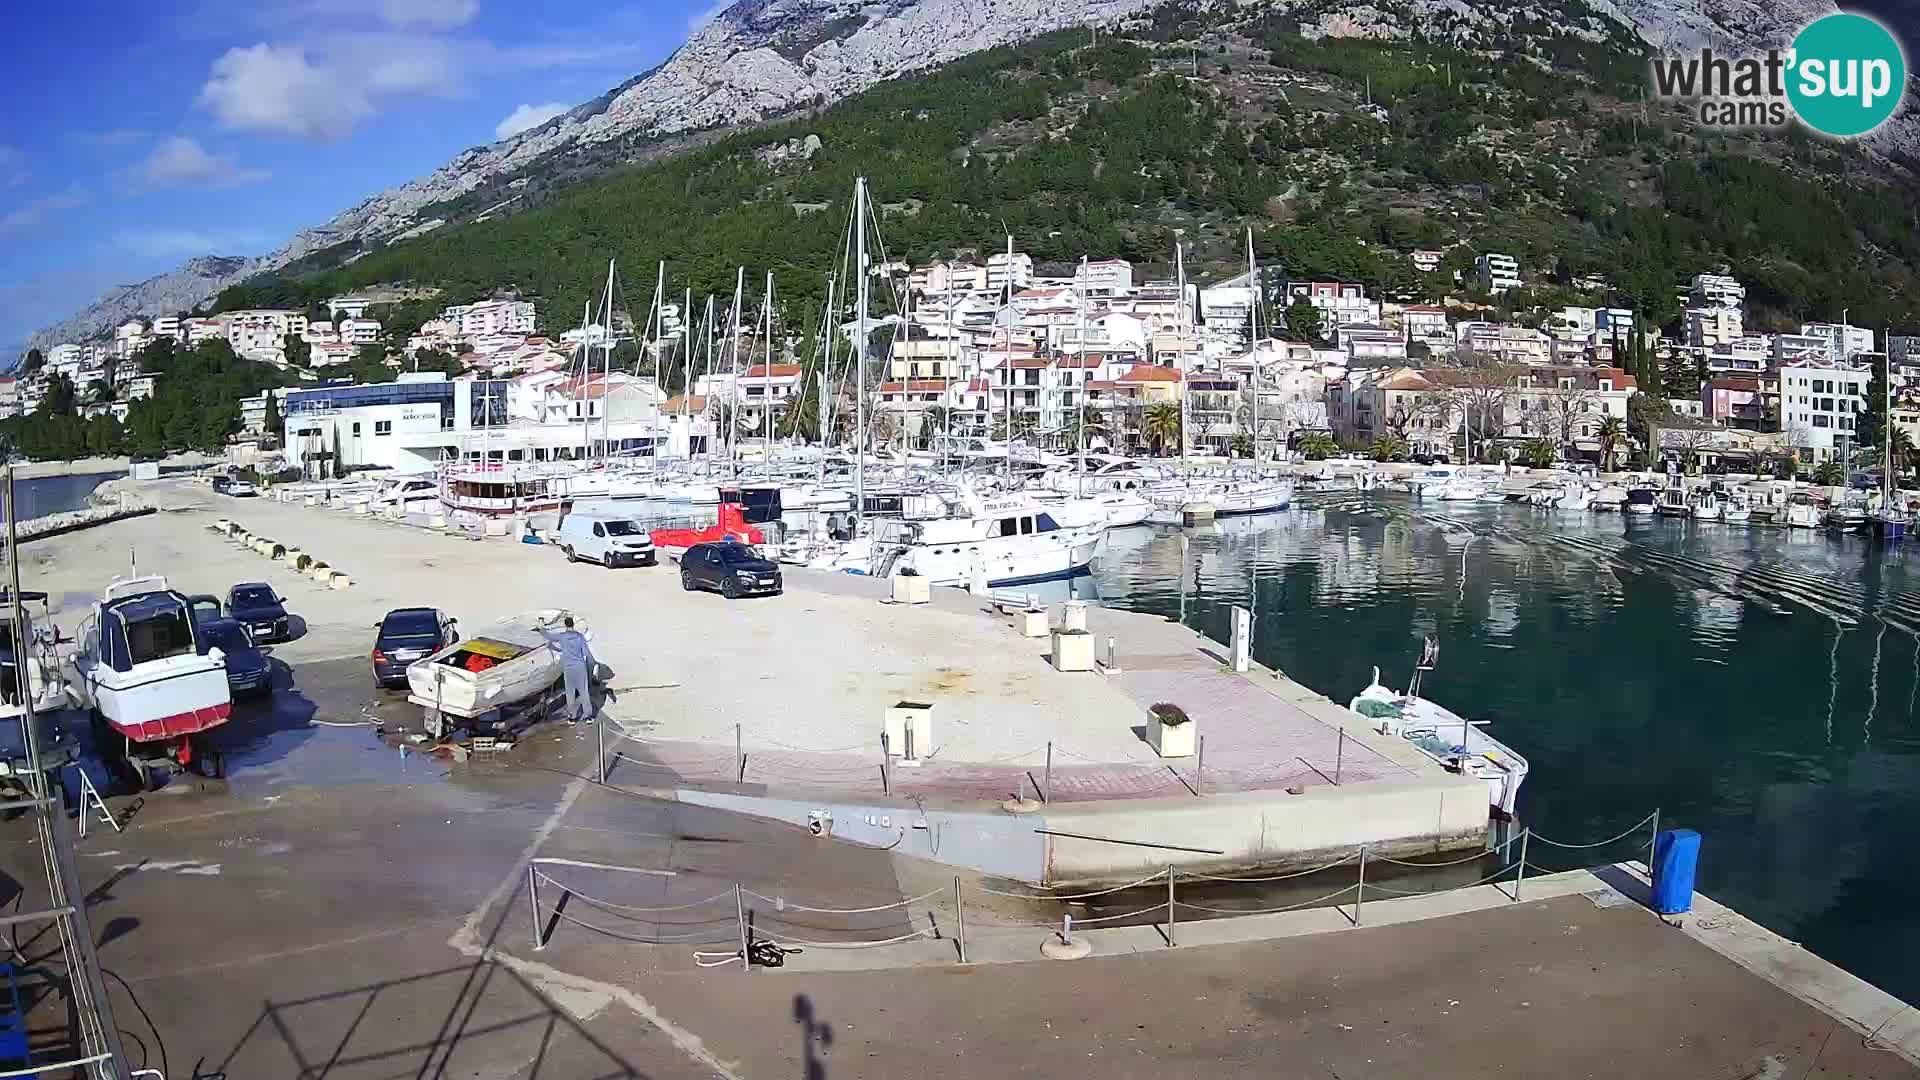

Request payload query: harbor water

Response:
[12,472,116,520]
[1090,491,1920,1007]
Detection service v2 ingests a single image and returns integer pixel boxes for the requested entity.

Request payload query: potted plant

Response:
[1147,702,1195,758]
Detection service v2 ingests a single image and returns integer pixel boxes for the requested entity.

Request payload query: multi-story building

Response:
[339,318,382,345]
[1285,282,1381,329]
[1074,259,1134,299]
[985,252,1034,295]
[47,344,83,370]
[1594,308,1636,347]
[114,319,151,359]
[185,318,225,345]
[1339,325,1408,363]
[1778,360,1869,461]
[1409,250,1443,274]
[1685,305,1744,348]
[1475,253,1521,293]
[1773,333,1834,365]
[444,299,536,338]
[309,341,358,367]
[1689,273,1745,311]
[1800,322,1875,362]
[1400,305,1449,345]
[123,373,160,401]
[1460,323,1552,366]
[152,316,181,340]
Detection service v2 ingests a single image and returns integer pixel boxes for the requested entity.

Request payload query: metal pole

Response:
[527,864,544,949]
[1062,912,1074,946]
[880,731,891,796]
[1334,729,1344,786]
[1166,865,1177,946]
[596,710,607,784]
[1196,735,1205,797]
[735,884,751,973]
[1515,829,1530,902]
[1355,845,1367,925]
[955,876,968,964]
[736,722,745,783]
[1044,734,1059,803]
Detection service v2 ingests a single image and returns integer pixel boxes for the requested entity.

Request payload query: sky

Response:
[0,0,728,348]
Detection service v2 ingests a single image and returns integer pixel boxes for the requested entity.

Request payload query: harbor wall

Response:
[674,772,1489,886]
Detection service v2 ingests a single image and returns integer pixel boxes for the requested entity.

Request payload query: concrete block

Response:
[330,572,352,590]
[267,543,286,560]
[304,495,318,507]
[883,701,932,764]
[1020,609,1051,638]
[429,515,448,530]
[890,574,931,605]
[1061,600,1089,632]
[309,563,332,581]
[482,518,509,537]
[1051,630,1095,672]
[282,548,304,567]
[352,503,369,515]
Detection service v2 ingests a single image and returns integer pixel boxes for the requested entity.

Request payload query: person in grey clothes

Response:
[538,615,596,724]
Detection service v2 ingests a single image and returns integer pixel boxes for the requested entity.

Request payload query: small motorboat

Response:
[1826,498,1868,533]
[1656,486,1690,517]
[1592,485,1629,512]
[1785,492,1823,528]
[1689,490,1723,521]
[1625,488,1658,516]
[1722,489,1754,525]
[407,610,592,737]
[71,577,233,788]
[1348,639,1527,817]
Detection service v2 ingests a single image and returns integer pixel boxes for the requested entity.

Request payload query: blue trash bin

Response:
[1650,828,1700,915]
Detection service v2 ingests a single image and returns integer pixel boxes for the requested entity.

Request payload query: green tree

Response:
[1860,352,1887,455]
[1519,437,1557,468]
[1228,432,1254,458]
[283,333,311,369]
[1815,460,1845,486]
[263,394,283,446]
[1284,301,1325,343]
[1595,414,1625,472]
[1298,431,1338,460]
[1143,401,1182,455]
[1369,434,1409,461]
[21,349,43,373]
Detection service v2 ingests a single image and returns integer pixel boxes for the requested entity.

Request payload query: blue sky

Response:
[0,0,725,347]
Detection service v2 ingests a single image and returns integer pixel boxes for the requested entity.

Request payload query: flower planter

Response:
[1146,703,1195,758]
[1020,609,1051,638]
[1051,629,1094,672]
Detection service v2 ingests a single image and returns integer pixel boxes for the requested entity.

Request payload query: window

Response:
[351,422,362,437]
[1024,370,1040,386]
[592,522,606,537]
[910,363,921,377]
[1019,517,1035,535]
[1599,380,1613,392]
[375,420,393,436]
[1815,415,1832,428]
[997,517,1017,537]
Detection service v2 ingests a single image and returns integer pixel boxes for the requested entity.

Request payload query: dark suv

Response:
[227,583,290,643]
[371,607,458,687]
[680,541,782,598]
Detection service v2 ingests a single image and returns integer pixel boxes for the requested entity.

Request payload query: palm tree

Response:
[920,404,951,450]
[1596,415,1625,473]
[1297,431,1338,460]
[1369,435,1409,462]
[1143,401,1182,456]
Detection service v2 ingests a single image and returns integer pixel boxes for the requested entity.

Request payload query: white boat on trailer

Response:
[406,610,591,738]
[1348,639,1528,817]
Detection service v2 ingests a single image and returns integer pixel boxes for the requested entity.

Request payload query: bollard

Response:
[1355,845,1367,925]
[1196,735,1205,797]
[528,864,544,949]
[880,731,891,797]
[955,876,968,963]
[1167,866,1177,946]
[596,712,607,784]
[1103,636,1121,673]
[1064,912,1074,946]
[735,885,751,974]
[1044,734,1059,803]
[736,723,745,783]
[1334,729,1345,785]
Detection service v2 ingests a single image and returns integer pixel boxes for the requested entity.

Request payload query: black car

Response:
[680,541,782,598]
[371,607,458,688]
[227,582,291,643]
[200,618,272,698]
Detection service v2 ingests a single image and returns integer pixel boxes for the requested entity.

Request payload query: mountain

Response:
[23,0,1917,348]
[24,256,257,352]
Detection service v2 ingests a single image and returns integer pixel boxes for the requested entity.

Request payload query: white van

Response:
[556,512,656,568]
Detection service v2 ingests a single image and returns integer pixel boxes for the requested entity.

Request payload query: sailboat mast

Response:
[727,267,745,479]
[763,270,775,475]
[1077,255,1087,496]
[1177,241,1190,468]
[1002,231,1014,481]
[855,177,869,528]
[600,257,616,465]
[1247,226,1260,469]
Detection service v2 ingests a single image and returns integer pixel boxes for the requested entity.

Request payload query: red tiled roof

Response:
[1055,355,1105,369]
[1007,357,1052,370]
[878,380,950,394]
[1117,364,1180,383]
[665,394,709,412]
[743,363,802,378]
[1085,380,1121,391]
[1379,370,1435,391]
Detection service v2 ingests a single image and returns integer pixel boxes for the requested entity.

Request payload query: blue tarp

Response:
[1651,828,1700,915]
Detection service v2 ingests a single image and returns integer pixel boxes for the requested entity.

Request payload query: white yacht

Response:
[862,488,1103,588]
[1785,492,1823,528]
[1722,489,1754,524]
[1689,490,1723,521]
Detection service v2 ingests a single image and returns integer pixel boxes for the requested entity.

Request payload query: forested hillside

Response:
[210,3,1920,343]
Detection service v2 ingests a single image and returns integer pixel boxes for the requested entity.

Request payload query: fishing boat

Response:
[407,610,588,737]
[1656,486,1690,517]
[1348,639,1527,816]
[1689,490,1723,521]
[70,577,232,787]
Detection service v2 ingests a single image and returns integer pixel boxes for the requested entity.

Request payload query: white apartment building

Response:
[1685,305,1744,348]
[1702,336,1771,375]
[1285,282,1381,329]
[309,341,357,367]
[1074,259,1134,298]
[1460,323,1552,365]
[1778,360,1869,460]
[1339,325,1408,363]
[1476,253,1521,293]
[114,320,151,359]
[152,316,181,340]
[1800,322,1875,361]
[339,318,382,345]
[1774,333,1834,364]
[1409,250,1443,273]
[445,299,536,338]
[123,373,159,401]
[985,252,1034,294]
[1400,305,1449,345]
[185,318,224,345]
[1689,273,1745,311]
[47,344,83,369]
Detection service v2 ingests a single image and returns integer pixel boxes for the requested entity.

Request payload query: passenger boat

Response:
[440,466,570,517]
[1348,639,1527,816]
[70,577,232,786]
[406,610,587,736]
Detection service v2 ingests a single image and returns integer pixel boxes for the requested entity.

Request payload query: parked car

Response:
[199,618,271,698]
[187,593,223,627]
[371,607,459,688]
[556,512,657,567]
[227,583,291,643]
[680,541,782,598]
[211,476,232,495]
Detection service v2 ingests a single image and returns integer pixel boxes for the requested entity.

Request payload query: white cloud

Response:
[0,187,89,234]
[494,102,569,140]
[130,136,269,189]
[0,147,25,187]
[199,43,370,139]
[375,0,477,29]
[110,228,271,258]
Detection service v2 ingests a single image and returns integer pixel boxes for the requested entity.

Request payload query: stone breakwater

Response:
[8,482,155,543]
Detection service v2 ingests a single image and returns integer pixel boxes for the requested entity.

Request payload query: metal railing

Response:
[525,811,1663,968]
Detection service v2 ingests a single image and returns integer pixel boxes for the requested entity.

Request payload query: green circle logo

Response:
[1787,13,1907,137]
